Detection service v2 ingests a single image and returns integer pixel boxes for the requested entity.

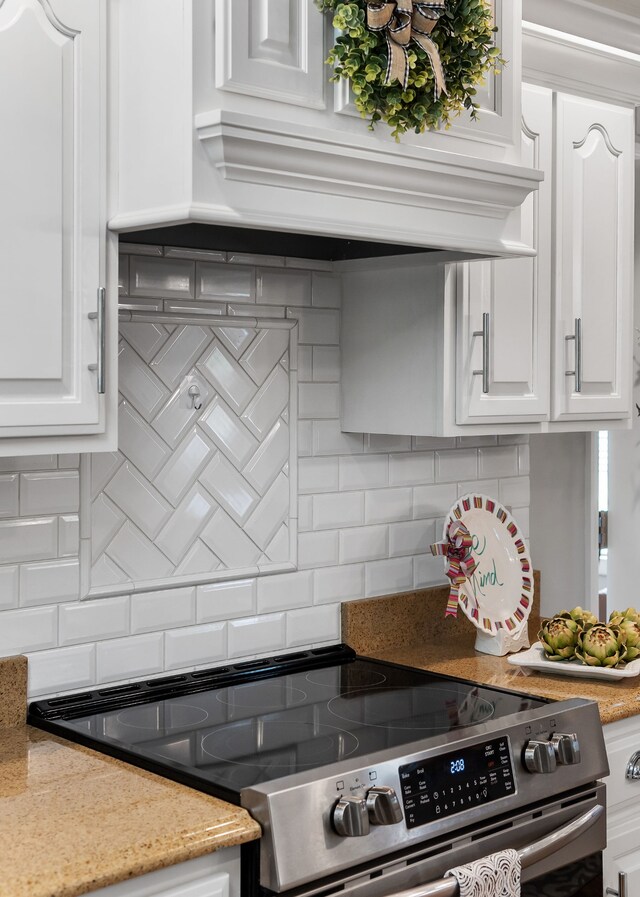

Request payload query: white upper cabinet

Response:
[340,80,635,437]
[0,0,116,456]
[552,93,634,421]
[457,87,634,432]
[456,84,552,425]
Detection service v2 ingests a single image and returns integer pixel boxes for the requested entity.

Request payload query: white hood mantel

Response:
[191,111,542,259]
[111,0,539,261]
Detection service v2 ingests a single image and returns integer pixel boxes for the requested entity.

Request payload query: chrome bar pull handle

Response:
[472,312,490,394]
[625,751,640,780]
[606,871,629,897]
[565,317,582,394]
[88,287,106,394]
[383,806,604,897]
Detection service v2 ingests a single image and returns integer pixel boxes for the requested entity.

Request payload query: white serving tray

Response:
[507,643,640,681]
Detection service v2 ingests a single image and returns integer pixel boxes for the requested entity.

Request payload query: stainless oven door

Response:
[376,806,603,897]
[283,784,605,897]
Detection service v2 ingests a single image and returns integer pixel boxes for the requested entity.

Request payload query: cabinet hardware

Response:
[606,871,628,897]
[598,510,608,552]
[625,750,640,780]
[565,317,582,393]
[88,287,106,394]
[472,312,490,394]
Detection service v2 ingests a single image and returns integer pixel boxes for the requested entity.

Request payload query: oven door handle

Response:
[382,805,604,897]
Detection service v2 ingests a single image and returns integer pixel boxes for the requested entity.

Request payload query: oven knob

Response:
[366,786,403,825]
[524,739,557,773]
[551,732,581,765]
[332,796,370,837]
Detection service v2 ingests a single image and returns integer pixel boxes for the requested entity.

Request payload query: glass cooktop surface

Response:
[37,654,546,799]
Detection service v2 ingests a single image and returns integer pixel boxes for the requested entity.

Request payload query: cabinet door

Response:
[604,834,640,897]
[0,0,105,438]
[456,84,552,424]
[603,717,640,896]
[214,0,326,109]
[552,93,634,420]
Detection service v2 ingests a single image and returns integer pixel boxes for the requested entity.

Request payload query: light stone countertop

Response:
[0,657,261,897]
[341,581,640,727]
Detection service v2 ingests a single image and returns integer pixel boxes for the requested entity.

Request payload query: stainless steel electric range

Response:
[28,644,608,897]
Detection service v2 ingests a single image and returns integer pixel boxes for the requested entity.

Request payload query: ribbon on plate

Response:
[366,1,448,96]
[430,520,477,617]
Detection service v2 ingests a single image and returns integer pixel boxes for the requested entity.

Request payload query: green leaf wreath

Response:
[316,0,505,140]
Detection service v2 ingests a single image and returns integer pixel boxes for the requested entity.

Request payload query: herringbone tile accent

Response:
[89,324,293,590]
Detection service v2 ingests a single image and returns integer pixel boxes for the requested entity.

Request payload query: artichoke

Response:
[575,623,627,668]
[566,606,598,629]
[538,615,582,661]
[617,619,640,662]
[609,607,640,626]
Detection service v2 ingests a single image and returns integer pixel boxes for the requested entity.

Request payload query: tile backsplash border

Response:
[79,317,299,599]
[0,244,531,698]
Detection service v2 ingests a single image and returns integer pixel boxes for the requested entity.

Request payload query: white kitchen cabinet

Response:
[551,93,634,422]
[0,0,116,456]
[341,84,635,437]
[457,89,634,432]
[456,84,552,426]
[89,849,237,897]
[603,717,640,897]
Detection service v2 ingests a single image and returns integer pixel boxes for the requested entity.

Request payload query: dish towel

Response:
[445,849,520,897]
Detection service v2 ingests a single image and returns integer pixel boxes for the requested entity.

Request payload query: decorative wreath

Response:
[315,0,505,140]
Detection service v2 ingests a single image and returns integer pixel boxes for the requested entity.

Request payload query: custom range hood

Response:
[111,0,541,261]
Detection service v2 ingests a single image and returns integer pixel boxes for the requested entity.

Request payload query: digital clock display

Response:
[399,737,514,829]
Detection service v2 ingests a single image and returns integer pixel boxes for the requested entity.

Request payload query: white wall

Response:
[529,432,593,618]
[0,246,531,698]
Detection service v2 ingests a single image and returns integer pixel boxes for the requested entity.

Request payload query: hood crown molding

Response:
[523,0,640,56]
[523,21,640,106]
[193,110,542,260]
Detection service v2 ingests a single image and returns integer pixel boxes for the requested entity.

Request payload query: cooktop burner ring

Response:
[214,682,308,710]
[115,702,210,731]
[326,686,496,731]
[200,720,360,768]
[304,668,388,689]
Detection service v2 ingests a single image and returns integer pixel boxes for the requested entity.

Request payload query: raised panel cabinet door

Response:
[552,93,634,421]
[604,846,640,897]
[0,0,104,434]
[215,0,326,109]
[455,83,552,424]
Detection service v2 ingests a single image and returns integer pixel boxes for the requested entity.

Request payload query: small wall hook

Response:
[187,384,203,410]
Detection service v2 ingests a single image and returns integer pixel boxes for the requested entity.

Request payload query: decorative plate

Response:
[507,644,640,681]
[444,494,532,636]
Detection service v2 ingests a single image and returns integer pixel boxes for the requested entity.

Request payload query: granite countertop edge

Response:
[0,721,261,897]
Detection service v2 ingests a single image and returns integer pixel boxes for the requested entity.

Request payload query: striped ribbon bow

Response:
[366,1,448,96]
[430,521,477,618]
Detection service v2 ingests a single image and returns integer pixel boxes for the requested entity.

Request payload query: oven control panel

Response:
[399,736,514,829]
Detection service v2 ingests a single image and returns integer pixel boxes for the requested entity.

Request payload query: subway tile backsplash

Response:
[0,247,530,697]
